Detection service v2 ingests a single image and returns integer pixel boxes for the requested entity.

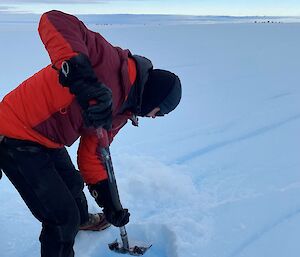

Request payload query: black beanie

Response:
[140,69,182,116]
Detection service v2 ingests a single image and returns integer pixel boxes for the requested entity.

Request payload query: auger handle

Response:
[96,128,130,251]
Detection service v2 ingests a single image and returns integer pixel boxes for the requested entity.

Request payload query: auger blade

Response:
[108,239,152,256]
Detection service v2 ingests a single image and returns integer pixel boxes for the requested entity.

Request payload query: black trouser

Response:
[0,138,89,257]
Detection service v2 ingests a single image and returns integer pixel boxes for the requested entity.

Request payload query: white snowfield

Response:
[0,15,300,257]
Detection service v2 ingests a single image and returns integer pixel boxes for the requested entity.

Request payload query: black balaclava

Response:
[140,69,182,116]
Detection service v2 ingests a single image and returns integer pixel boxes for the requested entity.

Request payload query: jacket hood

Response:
[120,54,153,115]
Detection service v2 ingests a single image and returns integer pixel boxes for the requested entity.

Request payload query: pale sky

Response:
[0,0,300,16]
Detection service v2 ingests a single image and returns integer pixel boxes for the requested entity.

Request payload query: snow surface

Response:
[0,15,300,257]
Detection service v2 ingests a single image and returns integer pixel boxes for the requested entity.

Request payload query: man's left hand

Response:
[103,208,130,227]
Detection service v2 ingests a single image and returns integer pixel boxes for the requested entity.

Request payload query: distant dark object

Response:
[254,20,282,24]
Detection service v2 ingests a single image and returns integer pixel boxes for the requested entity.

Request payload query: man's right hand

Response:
[83,93,112,130]
[77,81,113,130]
[58,54,113,129]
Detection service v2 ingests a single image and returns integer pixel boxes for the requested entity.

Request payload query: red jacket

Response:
[0,10,138,184]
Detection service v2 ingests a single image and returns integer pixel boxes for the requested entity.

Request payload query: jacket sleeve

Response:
[77,119,129,184]
[38,10,90,68]
[77,131,111,184]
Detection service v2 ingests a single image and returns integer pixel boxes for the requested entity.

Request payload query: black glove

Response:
[89,180,130,227]
[77,82,113,129]
[58,54,113,129]
[103,208,130,228]
[83,103,112,130]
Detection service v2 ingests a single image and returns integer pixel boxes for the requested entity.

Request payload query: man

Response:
[0,10,181,257]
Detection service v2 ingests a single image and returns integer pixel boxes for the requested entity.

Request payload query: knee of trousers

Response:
[58,203,81,242]
[40,201,81,243]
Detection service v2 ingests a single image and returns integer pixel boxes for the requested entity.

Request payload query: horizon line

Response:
[0,12,300,18]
